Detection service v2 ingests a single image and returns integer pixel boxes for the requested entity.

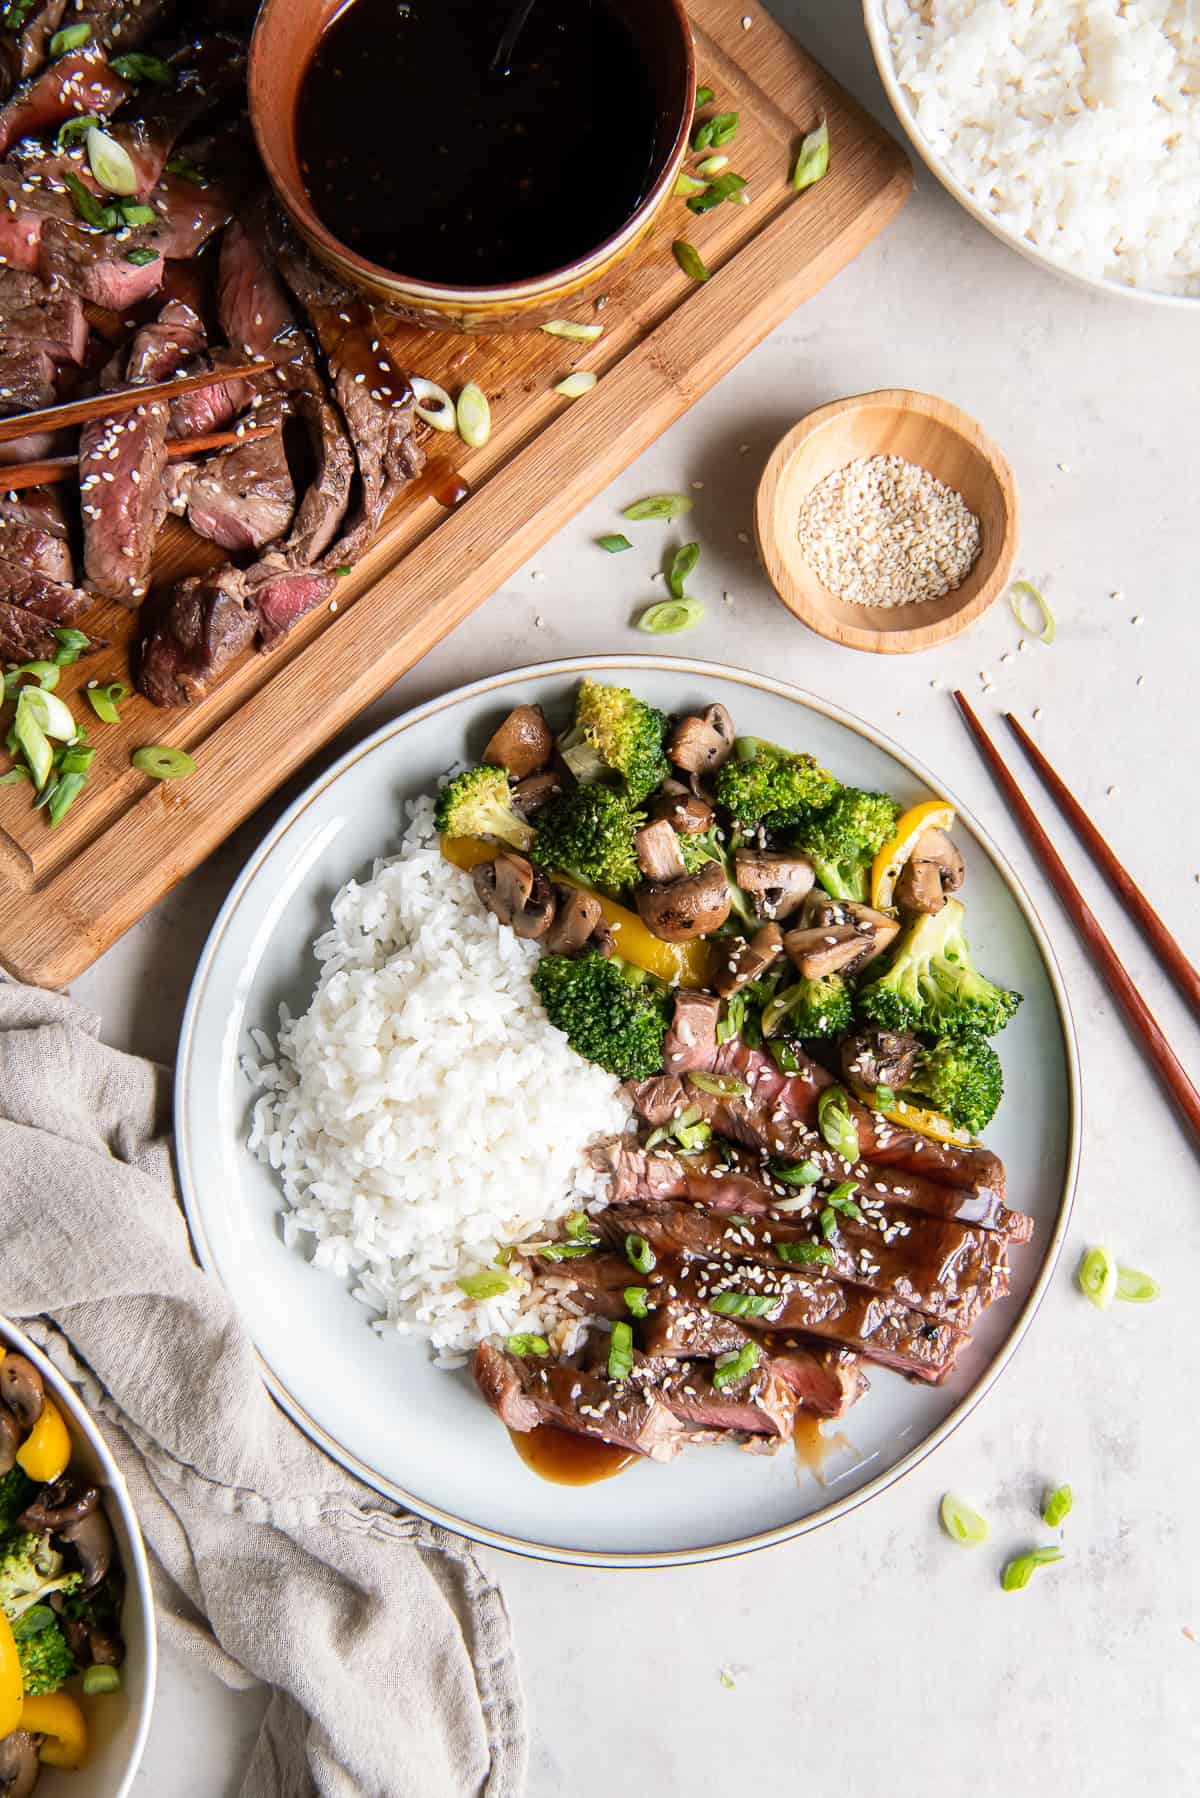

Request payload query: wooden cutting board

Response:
[0,0,910,985]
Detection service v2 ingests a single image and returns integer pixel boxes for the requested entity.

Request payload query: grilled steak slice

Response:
[639,1300,750,1359]
[0,344,56,412]
[650,1354,798,1447]
[0,484,68,537]
[0,557,88,621]
[473,1340,686,1462]
[0,44,130,157]
[0,599,58,661]
[38,165,235,310]
[136,565,255,707]
[218,210,308,364]
[0,513,72,584]
[178,393,295,551]
[663,990,721,1076]
[98,33,246,200]
[168,347,254,438]
[761,1337,866,1418]
[0,0,68,99]
[0,266,86,364]
[601,1198,1009,1328]
[250,561,336,647]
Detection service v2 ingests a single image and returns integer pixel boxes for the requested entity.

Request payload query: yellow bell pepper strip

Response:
[16,1396,71,1483]
[872,1092,974,1149]
[20,1692,87,1769]
[870,800,956,911]
[0,1612,24,1739]
[439,836,713,987]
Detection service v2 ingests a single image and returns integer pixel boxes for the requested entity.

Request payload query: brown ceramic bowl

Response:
[249,0,695,334]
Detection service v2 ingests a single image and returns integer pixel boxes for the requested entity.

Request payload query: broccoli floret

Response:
[434,766,533,852]
[674,826,756,929]
[0,1532,82,1622]
[714,738,839,828]
[0,1469,34,1535]
[904,1034,1003,1135]
[530,785,642,894]
[16,1617,75,1696]
[533,952,670,1079]
[790,787,901,902]
[764,974,854,1040]
[857,899,1022,1038]
[676,829,721,874]
[558,678,669,803]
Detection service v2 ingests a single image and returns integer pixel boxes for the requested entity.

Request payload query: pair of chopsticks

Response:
[0,422,279,492]
[954,693,1200,1147]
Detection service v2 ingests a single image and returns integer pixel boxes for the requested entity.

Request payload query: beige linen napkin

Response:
[0,980,527,1798]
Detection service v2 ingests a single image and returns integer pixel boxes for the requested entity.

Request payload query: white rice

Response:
[883,0,1200,295]
[244,795,631,1366]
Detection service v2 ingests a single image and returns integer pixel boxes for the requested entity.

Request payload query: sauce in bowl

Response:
[298,0,658,288]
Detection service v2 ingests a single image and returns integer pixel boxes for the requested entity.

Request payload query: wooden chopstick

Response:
[0,358,276,446]
[0,422,280,493]
[1004,711,1200,1024]
[952,690,1200,1147]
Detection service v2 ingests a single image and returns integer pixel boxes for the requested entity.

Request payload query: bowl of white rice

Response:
[864,0,1200,306]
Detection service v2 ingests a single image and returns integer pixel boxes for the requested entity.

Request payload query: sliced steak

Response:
[650,1354,798,1447]
[99,33,246,200]
[0,557,89,621]
[473,1340,686,1462]
[249,560,336,647]
[663,990,721,1076]
[0,599,58,661]
[0,266,86,364]
[0,513,73,583]
[0,44,130,157]
[217,210,307,365]
[38,166,235,310]
[136,565,255,707]
[167,347,254,438]
[0,483,68,537]
[0,344,56,412]
[639,1301,749,1360]
[179,393,295,551]
[0,0,69,99]
[760,1337,866,1419]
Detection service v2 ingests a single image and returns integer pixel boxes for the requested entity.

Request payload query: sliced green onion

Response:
[622,492,693,522]
[694,85,715,109]
[19,686,75,741]
[773,1158,820,1186]
[55,113,100,149]
[939,1492,989,1546]
[1009,579,1055,645]
[1077,1244,1116,1310]
[693,110,738,151]
[537,1240,598,1261]
[767,1039,800,1074]
[826,1181,864,1222]
[333,564,352,576]
[687,172,748,214]
[553,370,597,399]
[1115,1264,1159,1303]
[119,200,156,226]
[456,382,490,448]
[675,1119,711,1152]
[49,21,92,55]
[687,1070,747,1097]
[58,745,95,776]
[11,1605,56,1640]
[624,1233,656,1274]
[672,239,709,283]
[457,1270,512,1300]
[713,1341,759,1390]
[777,1241,833,1267]
[667,541,699,598]
[673,171,707,198]
[720,1669,735,1689]
[1001,1547,1064,1591]
[637,598,703,635]
[817,1085,860,1162]
[62,171,117,230]
[86,127,138,196]
[597,533,632,554]
[696,154,729,177]
[564,1211,590,1240]
[0,767,31,788]
[493,1245,514,1265]
[608,1319,634,1381]
[164,155,207,184]
[1042,1484,1072,1527]
[708,1290,778,1318]
[47,770,85,826]
[540,319,603,341]
[131,745,196,779]
[624,1286,649,1319]
[86,681,128,724]
[409,375,456,431]
[874,1084,894,1109]
[506,1333,548,1357]
[81,1664,121,1695]
[4,661,59,697]
[125,247,159,266]
[819,1206,837,1241]
[52,627,90,665]
[13,709,51,791]
[792,118,830,193]
[110,52,175,86]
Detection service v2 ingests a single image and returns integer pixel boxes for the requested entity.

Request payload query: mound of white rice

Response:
[245,795,631,1365]
[884,0,1200,295]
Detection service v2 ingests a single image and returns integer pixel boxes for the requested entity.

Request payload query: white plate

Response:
[177,656,1080,1568]
[862,0,1199,312]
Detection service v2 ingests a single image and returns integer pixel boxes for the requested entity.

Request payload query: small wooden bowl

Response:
[755,389,1018,654]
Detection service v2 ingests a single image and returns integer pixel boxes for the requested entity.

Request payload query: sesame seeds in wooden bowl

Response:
[754,389,1019,654]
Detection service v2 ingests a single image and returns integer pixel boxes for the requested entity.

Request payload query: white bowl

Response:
[862,0,1199,311]
[0,1320,156,1798]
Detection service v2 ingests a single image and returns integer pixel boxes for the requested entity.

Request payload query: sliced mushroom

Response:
[482,705,554,778]
[0,1731,40,1798]
[635,819,690,883]
[0,1405,20,1478]
[840,1025,920,1094]
[636,859,731,942]
[545,886,612,957]
[651,791,714,835]
[713,923,783,998]
[782,925,873,979]
[0,1355,43,1432]
[804,897,901,968]
[666,703,735,776]
[895,829,965,916]
[19,1475,99,1534]
[733,851,815,921]
[472,853,556,940]
[510,769,565,820]
[63,1503,114,1591]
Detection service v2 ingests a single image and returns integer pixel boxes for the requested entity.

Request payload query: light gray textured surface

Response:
[70,3,1198,1792]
